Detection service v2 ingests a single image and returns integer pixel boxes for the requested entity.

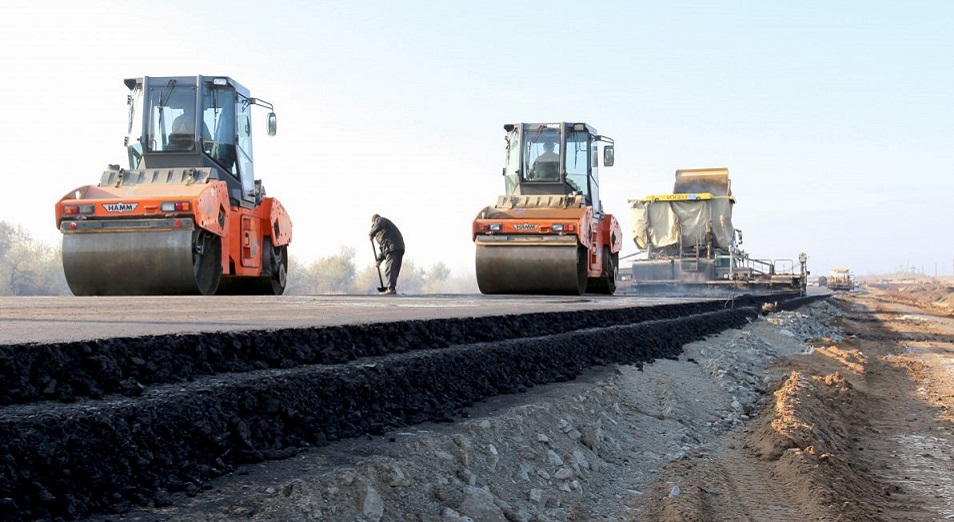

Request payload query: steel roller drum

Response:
[475,237,586,295]
[62,228,200,296]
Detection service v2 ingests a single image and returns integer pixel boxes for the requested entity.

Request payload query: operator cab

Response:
[502,122,614,214]
[124,75,277,207]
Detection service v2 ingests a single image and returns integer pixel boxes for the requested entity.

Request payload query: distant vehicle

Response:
[828,268,854,291]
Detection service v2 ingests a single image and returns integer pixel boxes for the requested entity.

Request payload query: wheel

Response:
[267,243,288,295]
[574,247,588,295]
[588,247,617,295]
[193,230,222,295]
[216,240,287,295]
[605,250,618,295]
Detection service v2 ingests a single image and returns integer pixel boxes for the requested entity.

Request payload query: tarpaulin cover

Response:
[629,197,734,250]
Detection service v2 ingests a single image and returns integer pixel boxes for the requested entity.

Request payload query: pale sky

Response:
[1,0,952,280]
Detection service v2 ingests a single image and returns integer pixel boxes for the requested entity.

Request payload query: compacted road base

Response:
[0,294,812,521]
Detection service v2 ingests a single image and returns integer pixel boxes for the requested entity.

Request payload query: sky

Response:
[1,0,952,280]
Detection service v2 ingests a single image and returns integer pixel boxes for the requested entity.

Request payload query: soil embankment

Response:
[635,286,954,521]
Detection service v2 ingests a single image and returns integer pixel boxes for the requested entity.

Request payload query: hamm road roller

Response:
[472,122,621,295]
[55,75,291,295]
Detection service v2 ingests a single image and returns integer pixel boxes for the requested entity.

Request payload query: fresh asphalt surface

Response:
[0,294,715,345]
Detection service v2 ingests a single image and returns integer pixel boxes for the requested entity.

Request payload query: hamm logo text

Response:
[103,202,139,213]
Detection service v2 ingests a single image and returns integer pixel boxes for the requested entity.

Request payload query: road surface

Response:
[0,294,705,345]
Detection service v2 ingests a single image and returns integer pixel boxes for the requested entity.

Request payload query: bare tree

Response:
[0,221,69,296]
[301,246,357,295]
[421,261,451,294]
[354,264,384,294]
[282,254,312,295]
[394,259,425,294]
[0,222,29,260]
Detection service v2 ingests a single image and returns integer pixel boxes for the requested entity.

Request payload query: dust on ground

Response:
[101,287,954,522]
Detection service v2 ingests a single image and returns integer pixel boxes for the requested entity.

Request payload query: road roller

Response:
[54,75,292,295]
[472,122,621,295]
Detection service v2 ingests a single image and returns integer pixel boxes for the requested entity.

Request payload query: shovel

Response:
[370,239,388,293]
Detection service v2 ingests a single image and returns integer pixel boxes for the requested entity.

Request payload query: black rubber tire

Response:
[587,247,617,295]
[216,241,287,295]
[193,231,222,296]
[574,247,588,295]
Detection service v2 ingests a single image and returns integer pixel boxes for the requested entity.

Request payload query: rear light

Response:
[490,223,502,231]
[551,223,576,233]
[161,201,191,212]
[477,223,503,232]
[63,204,94,215]
[68,222,78,230]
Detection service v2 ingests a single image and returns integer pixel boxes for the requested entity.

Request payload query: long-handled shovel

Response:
[371,239,388,293]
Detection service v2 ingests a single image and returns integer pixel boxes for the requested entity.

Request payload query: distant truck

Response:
[828,268,854,291]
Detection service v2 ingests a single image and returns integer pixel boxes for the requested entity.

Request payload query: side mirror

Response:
[266,112,277,136]
[603,145,615,167]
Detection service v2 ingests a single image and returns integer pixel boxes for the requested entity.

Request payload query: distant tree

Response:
[315,246,357,294]
[421,261,451,294]
[442,272,480,294]
[354,264,384,294]
[302,246,357,295]
[278,246,481,296]
[282,254,311,295]
[0,222,29,260]
[356,260,473,295]
[0,221,69,296]
[395,259,425,294]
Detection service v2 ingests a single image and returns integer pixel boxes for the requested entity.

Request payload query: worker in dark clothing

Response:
[530,139,560,180]
[369,214,405,294]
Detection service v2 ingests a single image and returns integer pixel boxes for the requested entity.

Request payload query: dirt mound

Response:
[634,292,954,521]
[874,281,954,315]
[750,369,890,521]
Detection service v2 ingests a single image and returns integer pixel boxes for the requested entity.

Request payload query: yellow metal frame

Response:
[644,192,714,202]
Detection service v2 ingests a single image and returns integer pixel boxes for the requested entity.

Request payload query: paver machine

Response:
[827,268,854,291]
[54,75,292,295]
[472,122,621,295]
[627,168,807,294]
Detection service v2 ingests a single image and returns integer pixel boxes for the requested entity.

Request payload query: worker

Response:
[169,100,211,151]
[531,139,559,180]
[369,214,405,295]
